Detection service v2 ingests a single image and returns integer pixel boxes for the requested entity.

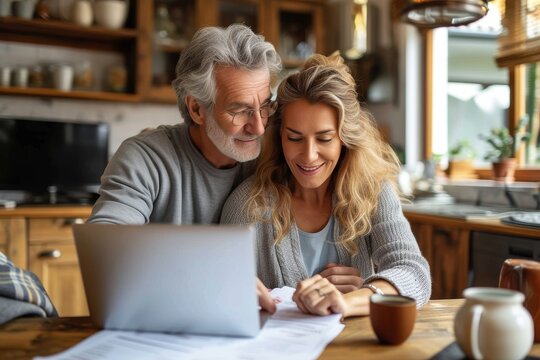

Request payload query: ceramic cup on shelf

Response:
[369,294,416,345]
[52,64,74,91]
[0,67,11,87]
[12,0,37,19]
[13,66,29,87]
[454,287,533,360]
[499,258,540,342]
[0,0,13,17]
[93,0,128,29]
[71,0,93,26]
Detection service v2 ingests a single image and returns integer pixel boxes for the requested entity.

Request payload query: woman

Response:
[221,53,431,317]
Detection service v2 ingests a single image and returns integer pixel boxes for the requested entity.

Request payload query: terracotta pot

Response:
[492,157,516,181]
[446,159,477,179]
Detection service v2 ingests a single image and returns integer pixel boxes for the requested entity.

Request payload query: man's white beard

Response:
[205,113,261,162]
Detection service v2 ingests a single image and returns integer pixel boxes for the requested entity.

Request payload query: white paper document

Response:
[35,286,344,360]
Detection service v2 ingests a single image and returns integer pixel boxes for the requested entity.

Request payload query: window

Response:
[426,0,540,180]
[496,0,540,169]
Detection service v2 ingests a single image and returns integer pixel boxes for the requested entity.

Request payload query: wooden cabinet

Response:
[0,218,27,268]
[0,219,7,258]
[409,221,471,300]
[27,218,88,317]
[266,0,324,68]
[0,207,92,317]
[139,0,326,103]
[0,0,326,103]
[29,242,88,317]
[0,15,140,102]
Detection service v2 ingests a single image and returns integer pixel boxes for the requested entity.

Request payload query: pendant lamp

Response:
[398,0,489,28]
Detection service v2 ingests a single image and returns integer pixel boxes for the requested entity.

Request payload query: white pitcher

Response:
[454,287,533,360]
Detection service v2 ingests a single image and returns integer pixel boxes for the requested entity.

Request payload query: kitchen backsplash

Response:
[443,181,540,210]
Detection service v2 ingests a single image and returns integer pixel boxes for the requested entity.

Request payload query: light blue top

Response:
[298,217,338,276]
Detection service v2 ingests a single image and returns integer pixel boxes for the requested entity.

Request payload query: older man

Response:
[89,24,281,225]
[88,24,282,312]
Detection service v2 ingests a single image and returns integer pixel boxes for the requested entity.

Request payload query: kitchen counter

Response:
[402,203,540,239]
[0,205,92,219]
[403,203,540,299]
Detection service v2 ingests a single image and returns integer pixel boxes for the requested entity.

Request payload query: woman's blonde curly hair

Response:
[246,52,401,256]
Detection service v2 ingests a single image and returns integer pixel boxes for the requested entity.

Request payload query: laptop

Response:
[73,223,260,337]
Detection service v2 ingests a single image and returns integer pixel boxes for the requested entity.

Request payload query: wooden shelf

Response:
[282,59,306,68]
[0,17,138,53]
[0,17,137,41]
[0,0,326,104]
[145,85,176,103]
[155,39,188,53]
[0,86,140,102]
[0,205,92,219]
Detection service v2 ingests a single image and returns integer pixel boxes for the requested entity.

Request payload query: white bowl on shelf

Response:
[93,0,128,29]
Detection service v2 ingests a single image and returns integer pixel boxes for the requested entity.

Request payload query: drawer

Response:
[28,218,85,245]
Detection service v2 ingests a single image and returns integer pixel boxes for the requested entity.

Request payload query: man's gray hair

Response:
[172,24,282,126]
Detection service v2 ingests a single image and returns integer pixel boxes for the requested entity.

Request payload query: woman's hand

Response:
[257,278,276,314]
[319,263,363,293]
[292,275,349,317]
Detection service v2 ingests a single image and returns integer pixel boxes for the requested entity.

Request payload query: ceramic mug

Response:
[12,0,37,19]
[93,0,127,29]
[0,0,13,17]
[0,67,11,87]
[499,258,540,342]
[52,64,74,91]
[369,294,416,345]
[13,67,29,87]
[454,287,533,360]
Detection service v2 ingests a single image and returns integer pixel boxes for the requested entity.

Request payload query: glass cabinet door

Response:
[149,0,197,102]
[268,0,323,68]
[219,0,261,31]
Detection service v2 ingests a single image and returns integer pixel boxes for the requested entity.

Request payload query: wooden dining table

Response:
[0,299,539,360]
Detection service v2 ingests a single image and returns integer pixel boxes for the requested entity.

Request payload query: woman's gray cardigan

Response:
[221,178,432,307]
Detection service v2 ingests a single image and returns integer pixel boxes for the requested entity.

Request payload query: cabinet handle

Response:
[62,218,85,226]
[38,250,62,259]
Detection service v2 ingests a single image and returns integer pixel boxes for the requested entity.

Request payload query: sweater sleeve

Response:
[220,177,254,226]
[363,183,432,307]
[88,138,161,224]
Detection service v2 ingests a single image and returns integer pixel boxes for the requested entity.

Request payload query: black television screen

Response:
[0,117,109,202]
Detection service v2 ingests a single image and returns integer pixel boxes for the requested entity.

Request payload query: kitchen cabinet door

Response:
[28,218,88,317]
[409,221,471,300]
[267,0,324,68]
[0,218,27,268]
[430,225,470,299]
[29,242,88,317]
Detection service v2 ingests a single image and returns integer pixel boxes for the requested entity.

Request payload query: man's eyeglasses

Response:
[227,101,278,126]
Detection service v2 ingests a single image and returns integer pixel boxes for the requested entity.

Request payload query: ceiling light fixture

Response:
[398,0,489,28]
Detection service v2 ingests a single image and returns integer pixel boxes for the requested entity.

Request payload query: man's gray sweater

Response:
[89,123,255,224]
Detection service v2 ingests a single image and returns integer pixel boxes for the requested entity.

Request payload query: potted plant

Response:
[479,127,516,181]
[446,140,477,179]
